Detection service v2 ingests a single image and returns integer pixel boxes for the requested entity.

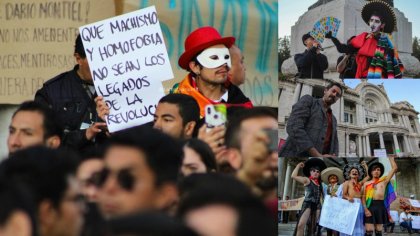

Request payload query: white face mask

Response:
[369,15,382,33]
[197,47,231,69]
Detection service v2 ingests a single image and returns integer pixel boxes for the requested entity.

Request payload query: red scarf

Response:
[351,179,362,193]
[309,176,320,186]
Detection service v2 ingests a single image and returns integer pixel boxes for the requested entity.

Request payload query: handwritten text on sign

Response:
[319,196,359,235]
[79,6,173,132]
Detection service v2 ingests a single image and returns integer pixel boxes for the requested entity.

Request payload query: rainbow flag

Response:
[365,176,396,219]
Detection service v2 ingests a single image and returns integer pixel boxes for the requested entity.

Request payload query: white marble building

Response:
[278,78,420,157]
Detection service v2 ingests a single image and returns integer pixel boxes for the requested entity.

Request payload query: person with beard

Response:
[222,107,278,200]
[341,162,370,236]
[362,158,398,236]
[320,167,344,236]
[292,158,326,236]
[279,82,342,157]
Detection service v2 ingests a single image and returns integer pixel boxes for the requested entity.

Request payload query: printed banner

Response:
[279,197,304,211]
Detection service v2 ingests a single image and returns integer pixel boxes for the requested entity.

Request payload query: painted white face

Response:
[369,15,383,33]
[197,47,231,69]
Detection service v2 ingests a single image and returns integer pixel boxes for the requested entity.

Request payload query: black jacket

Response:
[35,65,107,154]
[294,47,328,79]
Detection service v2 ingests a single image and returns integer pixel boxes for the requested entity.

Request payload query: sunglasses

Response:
[96,168,135,191]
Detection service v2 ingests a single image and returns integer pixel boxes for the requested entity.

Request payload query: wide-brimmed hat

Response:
[343,163,366,181]
[303,158,327,177]
[321,167,344,184]
[368,161,385,178]
[302,32,314,46]
[178,26,235,70]
[361,0,397,33]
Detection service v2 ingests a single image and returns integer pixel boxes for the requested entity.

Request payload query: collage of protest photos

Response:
[1,1,282,236]
[279,0,420,235]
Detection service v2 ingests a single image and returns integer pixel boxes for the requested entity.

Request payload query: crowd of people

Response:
[280,157,420,235]
[0,26,278,236]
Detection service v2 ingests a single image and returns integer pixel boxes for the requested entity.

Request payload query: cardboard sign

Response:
[0,0,115,103]
[279,197,304,211]
[79,6,173,132]
[319,196,359,235]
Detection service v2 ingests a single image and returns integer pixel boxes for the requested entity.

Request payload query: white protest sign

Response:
[409,199,420,208]
[390,210,399,222]
[79,6,173,132]
[374,149,387,158]
[319,195,359,235]
[413,216,420,229]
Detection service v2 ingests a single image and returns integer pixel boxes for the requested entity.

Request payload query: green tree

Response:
[278,36,291,72]
[413,36,420,62]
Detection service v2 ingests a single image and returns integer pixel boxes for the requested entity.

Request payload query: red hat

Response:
[178,26,235,70]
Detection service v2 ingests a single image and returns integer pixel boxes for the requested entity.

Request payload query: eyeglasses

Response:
[96,168,135,191]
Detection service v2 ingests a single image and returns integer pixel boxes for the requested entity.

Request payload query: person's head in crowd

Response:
[323,82,343,107]
[177,173,276,236]
[368,11,386,33]
[74,34,92,84]
[0,146,82,236]
[302,32,315,49]
[228,44,246,86]
[224,107,277,171]
[96,126,182,219]
[178,26,235,84]
[76,147,104,203]
[0,180,37,236]
[108,211,198,236]
[7,101,62,154]
[181,138,217,176]
[153,94,200,139]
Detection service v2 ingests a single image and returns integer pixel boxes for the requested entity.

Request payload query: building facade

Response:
[278,78,420,157]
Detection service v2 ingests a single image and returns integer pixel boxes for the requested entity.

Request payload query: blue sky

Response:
[279,0,420,38]
[344,79,420,122]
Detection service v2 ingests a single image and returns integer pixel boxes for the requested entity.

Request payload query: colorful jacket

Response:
[171,74,253,117]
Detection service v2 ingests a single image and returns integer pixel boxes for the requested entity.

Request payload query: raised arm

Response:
[292,162,310,185]
[384,156,398,183]
[360,161,370,184]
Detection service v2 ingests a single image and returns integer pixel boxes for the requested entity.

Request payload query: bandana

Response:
[197,47,231,69]
[309,176,320,186]
[351,179,362,193]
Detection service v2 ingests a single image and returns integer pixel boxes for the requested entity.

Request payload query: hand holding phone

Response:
[205,104,227,129]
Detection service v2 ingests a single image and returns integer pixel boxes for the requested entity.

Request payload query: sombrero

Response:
[361,0,397,33]
[368,161,385,178]
[321,167,344,184]
[178,26,235,70]
[343,163,366,181]
[303,158,327,177]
